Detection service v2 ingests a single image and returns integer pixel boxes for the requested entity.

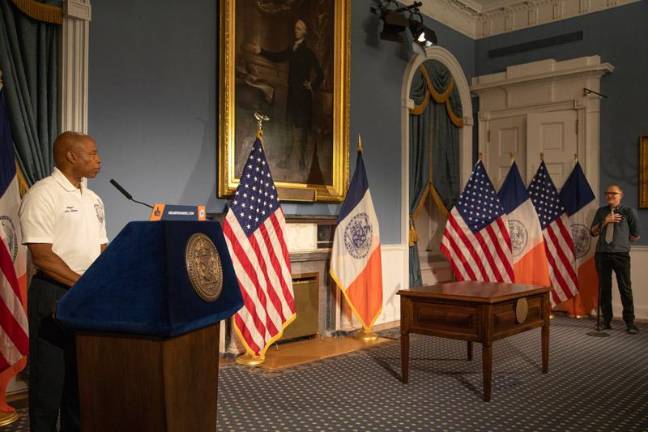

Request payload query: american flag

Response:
[440,161,514,283]
[0,89,28,372]
[528,161,578,305]
[222,138,295,357]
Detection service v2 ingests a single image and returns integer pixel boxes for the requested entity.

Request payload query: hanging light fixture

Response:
[370,1,438,48]
[409,11,437,48]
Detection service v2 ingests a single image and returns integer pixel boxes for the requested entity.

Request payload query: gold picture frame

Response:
[218,0,350,202]
[640,136,648,208]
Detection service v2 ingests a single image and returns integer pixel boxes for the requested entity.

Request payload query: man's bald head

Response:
[605,184,624,207]
[53,131,101,181]
[53,132,94,167]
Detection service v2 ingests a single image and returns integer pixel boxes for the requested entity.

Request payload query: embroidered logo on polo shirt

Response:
[64,206,79,213]
[94,203,104,224]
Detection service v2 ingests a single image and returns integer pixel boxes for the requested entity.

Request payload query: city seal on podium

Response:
[185,233,224,302]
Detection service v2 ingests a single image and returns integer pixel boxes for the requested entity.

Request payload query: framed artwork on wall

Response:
[218,0,350,202]
[640,136,648,208]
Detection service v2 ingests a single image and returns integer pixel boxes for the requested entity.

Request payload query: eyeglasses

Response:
[605,192,620,196]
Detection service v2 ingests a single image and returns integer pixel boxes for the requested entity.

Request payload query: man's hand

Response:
[303,80,312,91]
[604,213,623,225]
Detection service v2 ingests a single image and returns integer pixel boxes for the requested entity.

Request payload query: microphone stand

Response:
[129,197,153,209]
[587,257,610,337]
[110,179,153,209]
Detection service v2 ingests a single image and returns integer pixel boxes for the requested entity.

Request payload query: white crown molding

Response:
[471,56,614,91]
[419,0,641,39]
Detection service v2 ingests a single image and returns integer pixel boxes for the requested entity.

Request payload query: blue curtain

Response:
[408,71,429,288]
[408,60,463,287]
[0,0,60,185]
[423,60,462,209]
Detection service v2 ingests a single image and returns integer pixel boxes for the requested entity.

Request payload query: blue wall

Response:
[475,1,648,242]
[88,0,475,244]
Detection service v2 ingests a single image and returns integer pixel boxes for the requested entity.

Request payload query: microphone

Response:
[110,179,153,209]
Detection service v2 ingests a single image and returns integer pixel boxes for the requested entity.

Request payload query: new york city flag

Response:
[330,150,383,331]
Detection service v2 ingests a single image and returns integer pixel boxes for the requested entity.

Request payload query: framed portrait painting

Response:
[640,136,648,208]
[218,0,350,202]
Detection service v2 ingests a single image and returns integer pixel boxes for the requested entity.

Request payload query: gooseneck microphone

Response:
[109,179,153,209]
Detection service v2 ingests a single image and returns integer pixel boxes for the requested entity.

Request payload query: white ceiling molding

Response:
[418,0,641,39]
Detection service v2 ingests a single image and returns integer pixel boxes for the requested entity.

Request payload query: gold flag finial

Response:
[357,134,363,153]
[254,112,270,139]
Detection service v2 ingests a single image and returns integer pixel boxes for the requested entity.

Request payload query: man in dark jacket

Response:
[590,184,640,334]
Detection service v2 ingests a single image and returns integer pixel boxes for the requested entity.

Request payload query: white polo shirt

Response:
[20,168,108,275]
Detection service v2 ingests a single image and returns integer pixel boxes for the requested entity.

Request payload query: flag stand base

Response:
[236,353,265,366]
[0,411,19,427]
[586,330,610,337]
[356,329,378,342]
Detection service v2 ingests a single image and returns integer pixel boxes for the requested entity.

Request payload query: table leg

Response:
[482,342,492,402]
[401,332,410,384]
[467,341,473,361]
[542,322,549,374]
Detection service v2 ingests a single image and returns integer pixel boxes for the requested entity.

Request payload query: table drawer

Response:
[412,302,479,337]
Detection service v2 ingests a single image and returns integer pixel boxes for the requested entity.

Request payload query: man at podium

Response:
[19,131,107,432]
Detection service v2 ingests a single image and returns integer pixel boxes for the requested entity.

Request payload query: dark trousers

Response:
[28,276,80,432]
[595,252,635,325]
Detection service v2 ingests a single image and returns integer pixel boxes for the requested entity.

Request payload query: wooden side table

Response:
[398,282,550,401]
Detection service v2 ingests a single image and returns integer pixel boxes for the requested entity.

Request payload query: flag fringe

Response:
[233,313,297,359]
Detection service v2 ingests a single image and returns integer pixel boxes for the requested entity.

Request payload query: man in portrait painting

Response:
[235,0,334,186]
[247,19,323,170]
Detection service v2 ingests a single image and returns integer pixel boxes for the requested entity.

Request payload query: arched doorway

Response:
[400,46,473,288]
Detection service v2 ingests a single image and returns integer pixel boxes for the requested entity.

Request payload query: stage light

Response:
[380,10,408,41]
[370,1,438,48]
[409,13,437,48]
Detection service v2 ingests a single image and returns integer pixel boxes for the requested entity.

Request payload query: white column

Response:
[60,0,91,133]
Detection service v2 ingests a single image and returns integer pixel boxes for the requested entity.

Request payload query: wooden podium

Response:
[57,221,243,431]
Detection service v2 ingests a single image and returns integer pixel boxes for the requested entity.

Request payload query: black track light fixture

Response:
[370,1,438,49]
[409,11,437,48]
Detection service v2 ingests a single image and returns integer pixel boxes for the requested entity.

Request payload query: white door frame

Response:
[400,45,474,289]
[472,56,614,205]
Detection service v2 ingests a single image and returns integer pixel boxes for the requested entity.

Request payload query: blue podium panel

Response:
[57,221,243,338]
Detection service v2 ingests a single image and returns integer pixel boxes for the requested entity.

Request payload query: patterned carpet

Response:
[2,316,647,431]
